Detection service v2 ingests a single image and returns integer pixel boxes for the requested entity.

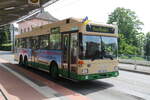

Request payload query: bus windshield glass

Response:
[79,35,117,60]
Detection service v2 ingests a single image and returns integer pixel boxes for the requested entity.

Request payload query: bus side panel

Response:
[15,48,32,62]
[37,50,62,71]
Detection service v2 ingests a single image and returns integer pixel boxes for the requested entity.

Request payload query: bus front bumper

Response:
[74,71,119,80]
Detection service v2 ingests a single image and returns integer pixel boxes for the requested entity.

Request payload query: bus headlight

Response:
[82,69,88,73]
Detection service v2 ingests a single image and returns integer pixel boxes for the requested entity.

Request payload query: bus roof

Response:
[16,18,116,38]
[71,17,116,28]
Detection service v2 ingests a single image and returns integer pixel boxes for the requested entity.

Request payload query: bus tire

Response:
[24,56,28,68]
[50,63,59,79]
[19,55,23,66]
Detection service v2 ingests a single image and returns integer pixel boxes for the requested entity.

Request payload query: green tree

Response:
[118,34,137,55]
[145,32,150,57]
[107,7,144,55]
[0,25,11,46]
[136,32,145,55]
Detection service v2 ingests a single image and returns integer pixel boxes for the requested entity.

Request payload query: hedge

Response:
[0,43,12,51]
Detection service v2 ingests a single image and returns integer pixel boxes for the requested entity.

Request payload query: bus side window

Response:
[20,38,24,48]
[49,34,61,49]
[18,39,21,48]
[26,38,31,48]
[35,37,39,49]
[39,35,49,49]
[23,38,27,48]
[30,37,39,49]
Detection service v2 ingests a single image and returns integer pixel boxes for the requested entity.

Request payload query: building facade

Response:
[18,11,58,34]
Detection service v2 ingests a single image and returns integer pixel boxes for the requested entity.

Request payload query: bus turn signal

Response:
[78,60,84,65]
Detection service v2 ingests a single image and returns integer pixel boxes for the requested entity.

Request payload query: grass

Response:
[119,56,129,59]
[0,43,12,51]
[131,56,145,61]
[2,43,12,46]
[119,55,146,61]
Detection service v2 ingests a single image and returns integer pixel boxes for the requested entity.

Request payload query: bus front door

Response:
[62,34,71,78]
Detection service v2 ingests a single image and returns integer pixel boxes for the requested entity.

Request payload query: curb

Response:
[119,68,150,75]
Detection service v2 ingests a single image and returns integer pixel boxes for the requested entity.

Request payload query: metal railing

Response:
[118,55,150,66]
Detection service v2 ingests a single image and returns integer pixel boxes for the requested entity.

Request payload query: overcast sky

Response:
[45,0,150,33]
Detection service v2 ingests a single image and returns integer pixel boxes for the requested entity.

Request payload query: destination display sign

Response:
[86,25,115,34]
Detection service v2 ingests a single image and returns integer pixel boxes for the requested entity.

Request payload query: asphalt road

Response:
[0,51,150,100]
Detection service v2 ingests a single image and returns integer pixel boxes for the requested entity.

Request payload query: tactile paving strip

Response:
[0,89,8,100]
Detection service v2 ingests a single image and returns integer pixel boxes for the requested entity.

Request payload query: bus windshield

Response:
[79,35,117,60]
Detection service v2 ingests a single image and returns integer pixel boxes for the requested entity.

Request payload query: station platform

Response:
[0,54,90,100]
[0,66,46,100]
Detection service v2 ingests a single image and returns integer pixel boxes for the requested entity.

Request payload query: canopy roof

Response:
[0,0,58,26]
